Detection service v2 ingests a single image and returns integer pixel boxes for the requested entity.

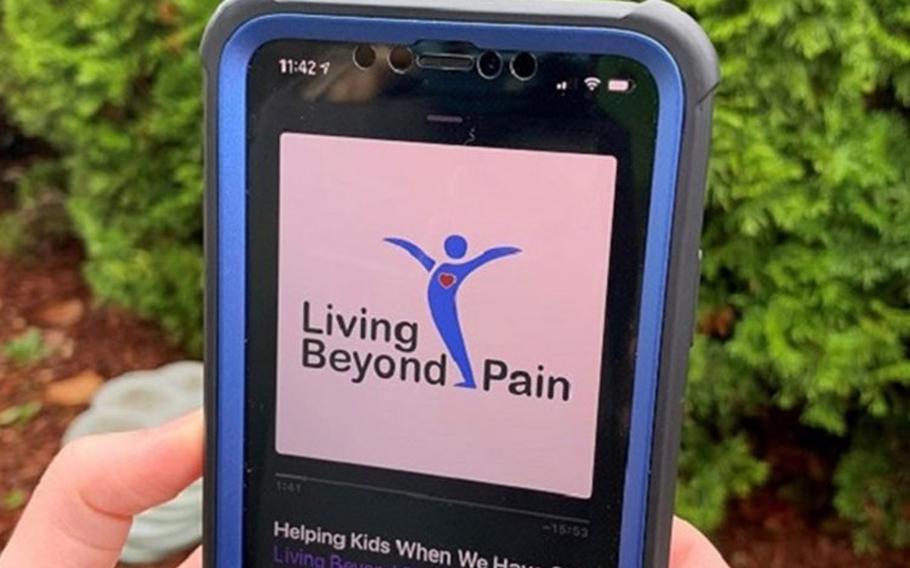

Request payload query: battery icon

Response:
[607,78,635,93]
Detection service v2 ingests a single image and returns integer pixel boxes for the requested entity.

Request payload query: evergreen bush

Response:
[0,0,219,352]
[1,0,908,548]
[677,0,910,548]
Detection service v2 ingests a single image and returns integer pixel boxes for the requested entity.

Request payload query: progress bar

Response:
[274,472,590,525]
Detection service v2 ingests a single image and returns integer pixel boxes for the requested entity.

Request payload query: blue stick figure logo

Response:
[385,235,521,389]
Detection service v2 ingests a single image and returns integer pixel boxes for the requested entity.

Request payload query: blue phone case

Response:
[201,2,718,566]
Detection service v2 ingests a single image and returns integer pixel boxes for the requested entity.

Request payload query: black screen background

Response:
[243,40,659,568]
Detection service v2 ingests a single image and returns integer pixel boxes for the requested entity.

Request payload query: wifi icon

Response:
[584,77,602,92]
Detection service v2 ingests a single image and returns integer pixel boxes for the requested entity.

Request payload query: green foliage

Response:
[0,212,26,256]
[833,417,910,551]
[0,0,219,353]
[676,0,910,546]
[0,161,71,256]
[2,328,48,366]
[0,400,43,427]
[675,419,770,530]
[1,0,909,549]
[1,488,27,511]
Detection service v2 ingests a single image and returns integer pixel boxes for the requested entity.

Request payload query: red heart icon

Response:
[438,273,457,289]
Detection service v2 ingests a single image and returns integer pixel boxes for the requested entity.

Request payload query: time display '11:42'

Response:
[278,58,331,76]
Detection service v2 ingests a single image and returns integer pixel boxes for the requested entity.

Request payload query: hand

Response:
[0,409,725,568]
[670,516,729,567]
[0,411,203,568]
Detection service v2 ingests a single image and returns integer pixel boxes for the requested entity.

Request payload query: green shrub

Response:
[676,0,910,545]
[833,417,910,551]
[0,161,72,257]
[675,417,770,530]
[0,0,219,353]
[1,0,909,548]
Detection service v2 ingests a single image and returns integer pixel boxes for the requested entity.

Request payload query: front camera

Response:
[353,45,377,70]
[388,46,414,74]
[477,51,503,80]
[510,52,538,81]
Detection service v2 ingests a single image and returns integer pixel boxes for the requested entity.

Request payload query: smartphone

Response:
[202,1,717,566]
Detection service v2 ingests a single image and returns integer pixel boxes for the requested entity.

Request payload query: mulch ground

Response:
[716,490,910,567]
[1,244,909,568]
[0,244,189,567]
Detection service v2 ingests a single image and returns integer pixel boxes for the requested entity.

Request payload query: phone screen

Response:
[245,39,659,567]
[277,132,615,497]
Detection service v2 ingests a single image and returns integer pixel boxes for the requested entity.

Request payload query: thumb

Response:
[0,410,203,568]
[670,517,729,568]
[179,547,202,568]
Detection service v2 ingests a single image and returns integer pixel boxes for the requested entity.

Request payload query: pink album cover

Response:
[275,132,617,498]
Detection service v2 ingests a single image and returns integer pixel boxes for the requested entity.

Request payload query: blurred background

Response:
[1,1,909,567]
